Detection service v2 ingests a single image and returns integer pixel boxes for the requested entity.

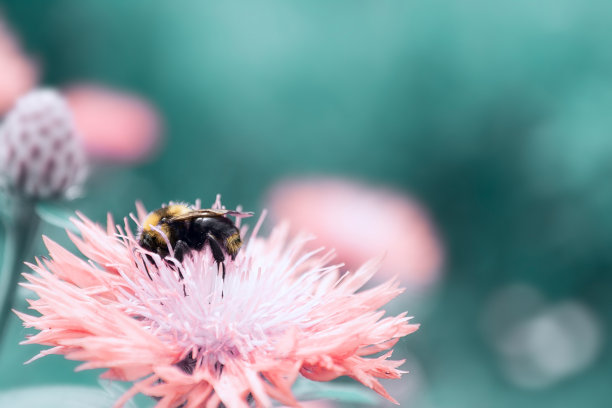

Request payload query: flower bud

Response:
[0,89,87,199]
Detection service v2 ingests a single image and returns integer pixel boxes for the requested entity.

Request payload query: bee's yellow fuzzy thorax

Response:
[142,204,191,244]
[142,213,162,233]
[142,205,190,231]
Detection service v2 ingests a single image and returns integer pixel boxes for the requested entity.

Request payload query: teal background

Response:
[1,1,612,407]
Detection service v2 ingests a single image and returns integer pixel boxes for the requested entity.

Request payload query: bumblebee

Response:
[138,204,251,266]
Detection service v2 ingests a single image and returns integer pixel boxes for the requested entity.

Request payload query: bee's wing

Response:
[169,209,254,222]
[224,210,254,218]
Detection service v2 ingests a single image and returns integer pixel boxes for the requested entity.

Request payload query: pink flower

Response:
[65,84,162,163]
[266,177,443,289]
[17,198,418,408]
[0,15,38,114]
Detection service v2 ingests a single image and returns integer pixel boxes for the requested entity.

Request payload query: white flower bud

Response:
[0,89,87,199]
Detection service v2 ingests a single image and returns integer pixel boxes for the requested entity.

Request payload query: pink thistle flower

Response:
[0,89,87,199]
[0,15,38,114]
[266,177,443,289]
[65,84,162,164]
[17,198,418,408]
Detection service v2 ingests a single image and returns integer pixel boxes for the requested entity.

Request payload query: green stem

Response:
[0,198,39,341]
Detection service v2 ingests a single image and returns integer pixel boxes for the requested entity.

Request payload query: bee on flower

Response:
[17,196,419,408]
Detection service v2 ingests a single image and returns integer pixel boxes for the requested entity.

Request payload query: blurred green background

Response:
[1,1,611,407]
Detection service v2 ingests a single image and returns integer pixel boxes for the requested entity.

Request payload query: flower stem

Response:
[0,198,39,341]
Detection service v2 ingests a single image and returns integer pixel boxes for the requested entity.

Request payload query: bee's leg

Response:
[213,261,226,281]
[206,234,226,264]
[206,233,226,280]
[141,253,155,280]
[173,241,189,263]
[172,242,189,287]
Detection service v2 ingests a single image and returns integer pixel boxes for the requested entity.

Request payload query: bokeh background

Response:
[1,1,611,407]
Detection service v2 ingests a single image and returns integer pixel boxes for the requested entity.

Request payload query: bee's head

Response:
[138,229,158,252]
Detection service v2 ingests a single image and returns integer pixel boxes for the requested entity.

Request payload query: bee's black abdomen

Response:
[188,217,240,259]
[189,217,237,241]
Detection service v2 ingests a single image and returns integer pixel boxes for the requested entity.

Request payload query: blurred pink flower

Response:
[0,15,38,114]
[65,84,162,163]
[18,199,418,408]
[266,178,443,288]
